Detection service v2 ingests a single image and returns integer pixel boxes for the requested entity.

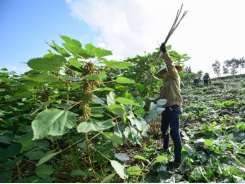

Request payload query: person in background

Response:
[155,43,183,169]
[203,73,211,87]
[193,77,199,86]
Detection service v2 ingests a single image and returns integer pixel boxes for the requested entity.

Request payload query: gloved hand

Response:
[160,43,166,53]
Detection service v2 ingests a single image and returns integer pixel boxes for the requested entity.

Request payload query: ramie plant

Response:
[0,35,171,182]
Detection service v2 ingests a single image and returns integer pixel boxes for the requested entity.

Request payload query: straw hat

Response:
[156,64,182,78]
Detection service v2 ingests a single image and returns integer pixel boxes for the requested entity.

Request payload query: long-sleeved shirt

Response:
[156,52,183,107]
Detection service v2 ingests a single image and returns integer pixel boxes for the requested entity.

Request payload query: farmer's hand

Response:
[160,43,167,53]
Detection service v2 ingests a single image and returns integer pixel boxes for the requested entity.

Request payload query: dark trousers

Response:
[194,79,199,85]
[204,80,209,87]
[161,105,182,163]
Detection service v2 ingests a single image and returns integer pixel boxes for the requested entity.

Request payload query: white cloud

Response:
[4,65,30,74]
[66,0,245,78]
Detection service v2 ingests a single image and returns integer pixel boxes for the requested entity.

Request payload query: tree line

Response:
[212,57,245,77]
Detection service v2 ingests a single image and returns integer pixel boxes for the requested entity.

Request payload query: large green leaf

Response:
[25,151,44,160]
[17,132,36,152]
[46,41,70,57]
[204,139,214,146]
[62,43,93,58]
[127,166,142,176]
[7,91,31,102]
[32,109,76,140]
[102,132,123,145]
[85,43,112,58]
[70,169,87,177]
[133,155,149,162]
[27,55,66,71]
[0,156,23,169]
[60,35,81,47]
[68,58,83,69]
[156,155,168,163]
[35,164,53,178]
[0,170,13,183]
[101,174,116,183]
[107,91,115,105]
[115,97,138,106]
[104,60,131,69]
[93,48,112,58]
[106,104,126,121]
[83,74,100,80]
[0,132,15,144]
[37,151,61,166]
[23,73,58,84]
[4,143,22,158]
[115,77,135,84]
[127,112,146,131]
[110,160,128,179]
[77,120,115,133]
[115,153,130,161]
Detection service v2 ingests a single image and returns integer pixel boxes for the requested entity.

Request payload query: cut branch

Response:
[153,3,188,64]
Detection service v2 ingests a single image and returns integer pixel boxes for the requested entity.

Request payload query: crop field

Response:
[0,35,245,183]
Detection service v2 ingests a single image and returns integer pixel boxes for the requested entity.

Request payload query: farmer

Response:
[203,73,211,87]
[193,77,199,86]
[155,43,183,169]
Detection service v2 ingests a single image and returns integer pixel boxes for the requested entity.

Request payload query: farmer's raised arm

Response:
[160,43,179,80]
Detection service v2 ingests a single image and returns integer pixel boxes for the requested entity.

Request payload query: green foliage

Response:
[1,35,244,183]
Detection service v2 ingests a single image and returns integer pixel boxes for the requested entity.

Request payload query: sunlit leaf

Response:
[156,155,168,163]
[106,104,126,120]
[68,58,83,69]
[104,60,131,69]
[27,55,66,71]
[115,97,138,105]
[133,155,149,162]
[110,160,128,179]
[37,151,61,166]
[32,109,76,140]
[77,120,115,133]
[115,77,135,84]
[127,166,142,176]
[204,139,214,146]
[102,132,123,145]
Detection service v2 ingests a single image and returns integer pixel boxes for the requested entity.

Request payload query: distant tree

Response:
[222,65,229,76]
[212,60,221,77]
[238,57,245,74]
[184,66,192,73]
[230,62,238,76]
[181,66,193,87]
[197,70,203,79]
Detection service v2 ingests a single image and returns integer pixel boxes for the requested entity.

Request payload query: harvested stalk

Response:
[153,3,188,64]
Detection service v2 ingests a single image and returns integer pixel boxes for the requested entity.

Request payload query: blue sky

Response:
[1,0,245,77]
[0,0,99,73]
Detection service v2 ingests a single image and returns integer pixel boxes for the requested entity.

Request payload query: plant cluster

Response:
[0,35,245,183]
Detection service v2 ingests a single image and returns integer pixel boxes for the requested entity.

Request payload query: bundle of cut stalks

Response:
[153,3,188,64]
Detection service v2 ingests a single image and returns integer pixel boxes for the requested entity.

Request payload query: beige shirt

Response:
[156,52,183,107]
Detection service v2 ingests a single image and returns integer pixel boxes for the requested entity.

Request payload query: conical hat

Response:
[156,64,182,78]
